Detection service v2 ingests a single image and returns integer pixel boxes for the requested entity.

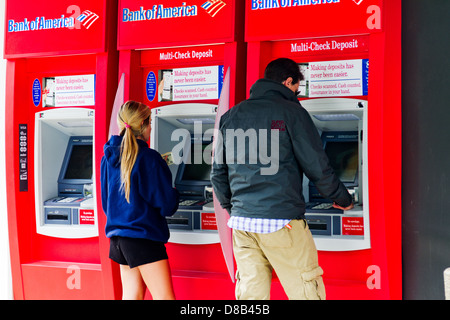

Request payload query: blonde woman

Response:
[101,101,179,300]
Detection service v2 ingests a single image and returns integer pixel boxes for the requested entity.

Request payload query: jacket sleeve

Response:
[138,152,179,217]
[100,156,108,214]
[288,105,353,208]
[210,116,232,213]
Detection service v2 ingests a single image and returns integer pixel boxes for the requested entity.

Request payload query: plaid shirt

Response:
[227,216,291,234]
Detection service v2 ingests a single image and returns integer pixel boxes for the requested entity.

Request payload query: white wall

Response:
[0,0,14,300]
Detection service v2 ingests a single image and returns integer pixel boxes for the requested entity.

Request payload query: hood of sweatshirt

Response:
[103,135,123,168]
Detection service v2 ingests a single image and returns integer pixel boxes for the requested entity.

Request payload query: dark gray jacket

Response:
[211,79,352,220]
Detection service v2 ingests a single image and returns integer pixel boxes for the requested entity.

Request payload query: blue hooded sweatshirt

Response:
[100,135,179,243]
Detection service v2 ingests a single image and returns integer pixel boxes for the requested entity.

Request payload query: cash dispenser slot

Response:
[45,208,71,225]
[306,215,331,236]
[167,212,193,230]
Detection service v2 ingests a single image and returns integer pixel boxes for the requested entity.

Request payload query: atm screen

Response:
[181,144,211,181]
[325,141,358,183]
[64,144,93,180]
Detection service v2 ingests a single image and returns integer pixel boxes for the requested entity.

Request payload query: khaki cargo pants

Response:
[233,219,326,300]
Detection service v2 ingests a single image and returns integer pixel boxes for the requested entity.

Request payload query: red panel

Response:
[31,235,101,264]
[5,60,27,300]
[171,271,235,300]
[118,0,240,49]
[244,0,402,300]
[245,0,384,41]
[4,0,108,58]
[21,261,104,300]
[140,44,225,67]
[271,35,370,58]
[167,243,229,274]
[5,1,119,300]
[132,42,246,299]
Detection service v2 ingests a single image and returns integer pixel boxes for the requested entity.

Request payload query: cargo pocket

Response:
[301,266,326,300]
[235,270,243,299]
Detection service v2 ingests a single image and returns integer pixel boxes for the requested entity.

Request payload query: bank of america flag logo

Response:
[77,10,99,29]
[201,1,226,17]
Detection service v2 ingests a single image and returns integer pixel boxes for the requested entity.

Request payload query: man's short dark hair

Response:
[264,58,304,84]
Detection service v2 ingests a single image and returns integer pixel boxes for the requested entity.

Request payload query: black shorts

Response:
[109,236,168,268]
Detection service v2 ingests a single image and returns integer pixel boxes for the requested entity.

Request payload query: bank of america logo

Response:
[201,1,226,17]
[77,10,99,29]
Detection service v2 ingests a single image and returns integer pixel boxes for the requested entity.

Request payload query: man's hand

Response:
[332,202,354,211]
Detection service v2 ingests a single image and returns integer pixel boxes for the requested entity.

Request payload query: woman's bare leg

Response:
[138,259,175,300]
[120,264,146,300]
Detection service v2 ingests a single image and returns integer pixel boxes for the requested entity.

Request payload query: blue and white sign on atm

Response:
[304,59,369,98]
[146,71,157,101]
[32,78,41,107]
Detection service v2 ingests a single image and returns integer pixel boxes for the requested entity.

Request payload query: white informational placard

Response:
[158,65,224,102]
[301,59,369,98]
[43,74,96,107]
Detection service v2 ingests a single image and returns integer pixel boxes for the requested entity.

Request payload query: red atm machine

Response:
[245,0,402,299]
[114,0,246,299]
[5,0,118,299]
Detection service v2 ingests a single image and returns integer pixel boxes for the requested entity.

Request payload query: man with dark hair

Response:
[264,57,304,89]
[211,58,353,300]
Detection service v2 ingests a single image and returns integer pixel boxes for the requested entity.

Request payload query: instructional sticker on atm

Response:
[299,59,369,98]
[201,212,217,230]
[42,74,95,107]
[80,209,95,225]
[342,217,364,236]
[158,65,224,102]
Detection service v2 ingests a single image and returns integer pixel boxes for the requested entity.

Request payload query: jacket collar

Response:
[249,78,299,103]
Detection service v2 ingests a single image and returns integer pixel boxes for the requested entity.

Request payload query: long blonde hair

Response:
[117,101,151,203]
